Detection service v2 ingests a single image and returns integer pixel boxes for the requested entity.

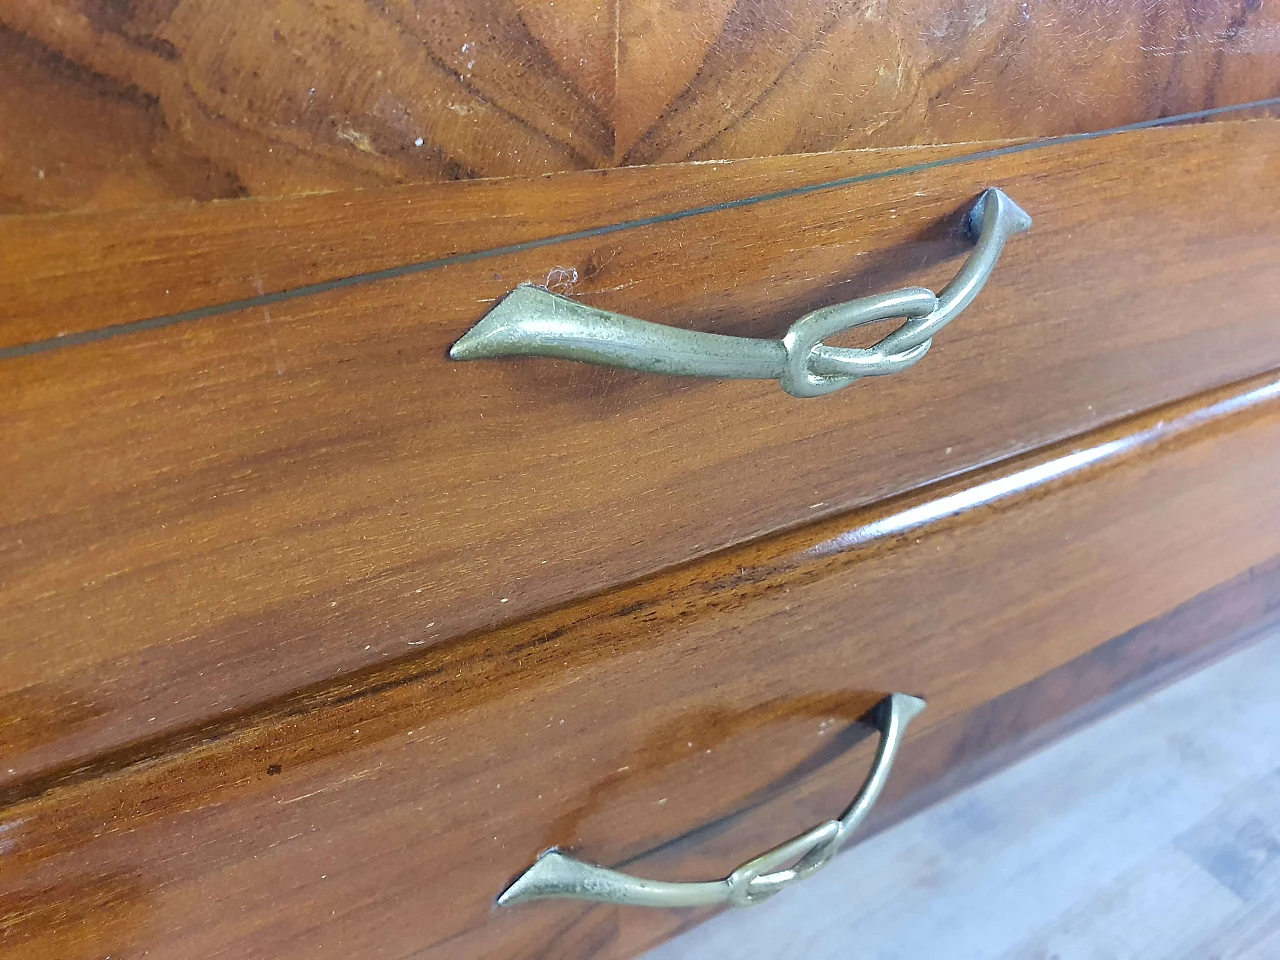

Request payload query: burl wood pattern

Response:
[3,0,1279,212]
[3,373,1280,960]
[5,121,1280,783]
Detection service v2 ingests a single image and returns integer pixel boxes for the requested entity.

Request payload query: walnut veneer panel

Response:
[614,0,1280,165]
[4,373,1280,960]
[3,0,1279,212]
[4,121,1280,783]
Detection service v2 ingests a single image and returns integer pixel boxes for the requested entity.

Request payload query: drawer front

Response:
[5,120,1280,781]
[4,373,1280,960]
[4,2,1278,212]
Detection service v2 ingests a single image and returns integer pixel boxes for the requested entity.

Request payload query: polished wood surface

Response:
[4,372,1280,959]
[6,120,1280,782]
[6,6,1280,957]
[3,1,1279,212]
[1,137,985,349]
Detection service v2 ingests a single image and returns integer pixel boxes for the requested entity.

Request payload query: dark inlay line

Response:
[5,97,1279,363]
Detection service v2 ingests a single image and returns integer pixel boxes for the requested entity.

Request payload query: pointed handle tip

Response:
[967,188,1033,239]
[450,284,564,361]
[889,692,928,724]
[448,334,482,361]
[495,849,572,908]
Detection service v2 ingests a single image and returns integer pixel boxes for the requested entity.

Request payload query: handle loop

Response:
[451,189,1031,398]
[497,692,926,910]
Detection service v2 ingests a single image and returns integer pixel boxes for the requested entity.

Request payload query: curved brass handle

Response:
[496,692,926,910]
[450,190,1030,398]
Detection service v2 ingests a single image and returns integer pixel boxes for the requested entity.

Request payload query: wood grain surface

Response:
[5,121,1280,783]
[3,0,1279,212]
[1,138,988,350]
[4,372,1280,960]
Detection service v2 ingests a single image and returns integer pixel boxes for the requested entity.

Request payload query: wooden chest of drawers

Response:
[3,3,1280,958]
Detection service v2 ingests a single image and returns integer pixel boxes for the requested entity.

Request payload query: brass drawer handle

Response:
[451,190,1030,398]
[497,692,925,910]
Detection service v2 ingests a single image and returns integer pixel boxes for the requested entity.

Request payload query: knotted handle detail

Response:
[450,189,1031,398]
[496,692,926,910]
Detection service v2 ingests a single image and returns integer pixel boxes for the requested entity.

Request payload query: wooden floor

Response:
[647,626,1280,960]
